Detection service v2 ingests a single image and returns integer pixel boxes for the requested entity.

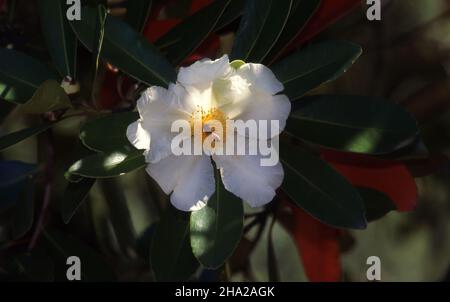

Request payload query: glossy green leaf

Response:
[61,178,96,224]
[231,0,292,63]
[80,111,139,152]
[190,170,244,269]
[280,143,367,229]
[39,0,77,78]
[286,95,419,154]
[272,41,362,101]
[43,230,116,281]
[70,7,176,86]
[125,0,152,33]
[66,148,145,179]
[21,80,71,114]
[0,123,53,151]
[214,0,245,31]
[156,0,230,66]
[358,187,396,222]
[0,48,59,104]
[151,206,199,281]
[265,0,321,64]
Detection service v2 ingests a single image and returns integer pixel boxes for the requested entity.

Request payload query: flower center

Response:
[190,105,227,142]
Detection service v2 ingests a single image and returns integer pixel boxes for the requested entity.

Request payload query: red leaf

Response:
[183,34,220,66]
[189,0,213,15]
[280,202,342,282]
[143,19,182,43]
[321,150,418,212]
[285,0,362,53]
[142,1,220,65]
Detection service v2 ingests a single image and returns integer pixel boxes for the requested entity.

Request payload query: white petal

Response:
[126,120,150,151]
[237,63,284,95]
[134,86,191,163]
[177,55,231,87]
[146,155,215,211]
[213,153,284,208]
[224,92,291,139]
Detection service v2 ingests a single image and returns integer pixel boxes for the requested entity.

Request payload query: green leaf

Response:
[70,7,176,86]
[265,0,321,64]
[80,111,139,152]
[286,95,419,154]
[280,143,367,229]
[272,41,362,101]
[61,178,96,224]
[156,0,231,66]
[0,123,53,152]
[43,230,116,281]
[125,0,152,33]
[231,0,293,63]
[20,80,71,114]
[0,48,59,104]
[214,0,245,31]
[39,0,77,78]
[66,148,145,179]
[230,59,245,69]
[358,187,396,222]
[151,206,199,281]
[190,169,243,269]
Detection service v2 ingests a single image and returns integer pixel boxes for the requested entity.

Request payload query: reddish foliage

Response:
[321,150,418,212]
[281,0,362,58]
[280,202,342,282]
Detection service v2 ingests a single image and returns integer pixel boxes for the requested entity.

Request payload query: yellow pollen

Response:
[190,105,227,142]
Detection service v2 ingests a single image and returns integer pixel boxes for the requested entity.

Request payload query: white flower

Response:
[127,55,291,211]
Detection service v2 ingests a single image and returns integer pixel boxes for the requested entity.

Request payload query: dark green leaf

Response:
[0,123,53,151]
[43,230,116,281]
[151,206,199,281]
[0,48,59,104]
[190,169,243,269]
[231,0,292,63]
[125,0,152,33]
[265,0,321,64]
[39,0,77,78]
[358,187,396,222]
[71,7,176,86]
[214,0,245,31]
[156,0,231,66]
[66,148,145,179]
[61,178,96,224]
[286,95,419,154]
[272,41,362,100]
[80,111,139,152]
[21,80,71,114]
[280,143,367,229]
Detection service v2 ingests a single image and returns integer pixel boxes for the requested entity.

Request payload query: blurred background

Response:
[1,0,450,282]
